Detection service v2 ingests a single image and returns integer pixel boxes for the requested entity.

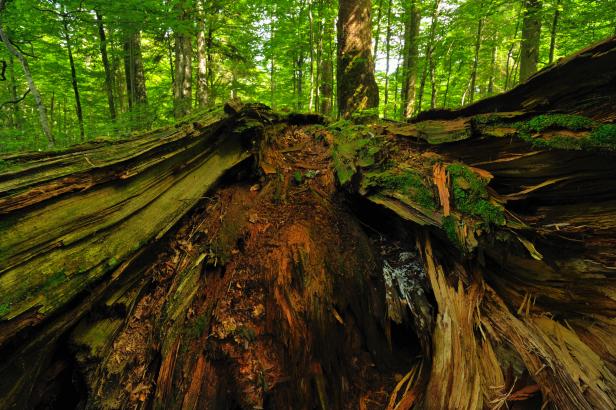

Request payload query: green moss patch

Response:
[0,303,10,318]
[515,114,616,151]
[442,215,461,247]
[330,122,385,186]
[363,169,437,210]
[589,124,616,147]
[447,164,505,226]
[524,114,596,132]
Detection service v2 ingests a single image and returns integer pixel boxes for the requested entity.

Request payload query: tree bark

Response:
[520,0,543,82]
[402,0,421,118]
[337,0,379,118]
[95,11,116,121]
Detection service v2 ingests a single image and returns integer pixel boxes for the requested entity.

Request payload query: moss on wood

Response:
[447,164,505,226]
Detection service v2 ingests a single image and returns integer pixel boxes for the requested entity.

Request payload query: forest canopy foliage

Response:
[0,0,615,151]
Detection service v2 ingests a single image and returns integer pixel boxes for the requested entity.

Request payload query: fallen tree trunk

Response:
[0,37,615,409]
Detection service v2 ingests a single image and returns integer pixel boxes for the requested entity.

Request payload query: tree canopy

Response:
[0,0,614,151]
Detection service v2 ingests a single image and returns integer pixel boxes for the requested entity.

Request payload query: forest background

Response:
[0,0,614,151]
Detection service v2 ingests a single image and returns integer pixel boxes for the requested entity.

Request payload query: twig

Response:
[0,88,30,108]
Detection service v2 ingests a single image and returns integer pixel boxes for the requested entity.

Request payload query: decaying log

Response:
[0,37,615,409]
[0,105,272,407]
[333,36,616,409]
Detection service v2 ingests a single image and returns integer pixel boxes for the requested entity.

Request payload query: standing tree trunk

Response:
[173,33,193,119]
[429,52,437,108]
[548,0,560,64]
[383,0,393,118]
[269,6,276,110]
[337,0,379,118]
[469,17,483,104]
[123,31,147,109]
[520,0,542,82]
[442,43,454,107]
[62,14,85,141]
[319,12,334,116]
[308,0,315,111]
[196,0,209,108]
[487,42,497,95]
[95,11,116,121]
[372,0,384,61]
[49,91,55,134]
[415,0,440,116]
[402,0,421,118]
[504,8,522,90]
[173,1,193,119]
[7,54,21,128]
[295,3,305,111]
[0,22,54,146]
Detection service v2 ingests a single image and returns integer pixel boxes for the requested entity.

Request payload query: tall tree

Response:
[337,0,379,118]
[123,30,147,108]
[6,54,21,128]
[416,0,440,115]
[0,0,54,146]
[319,2,334,116]
[520,0,543,81]
[173,1,193,119]
[61,12,85,141]
[195,0,209,108]
[383,0,393,117]
[401,0,421,118]
[469,17,484,103]
[548,0,561,64]
[95,10,116,120]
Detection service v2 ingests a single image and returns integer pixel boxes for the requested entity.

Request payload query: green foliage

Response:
[0,0,613,151]
[447,164,505,226]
